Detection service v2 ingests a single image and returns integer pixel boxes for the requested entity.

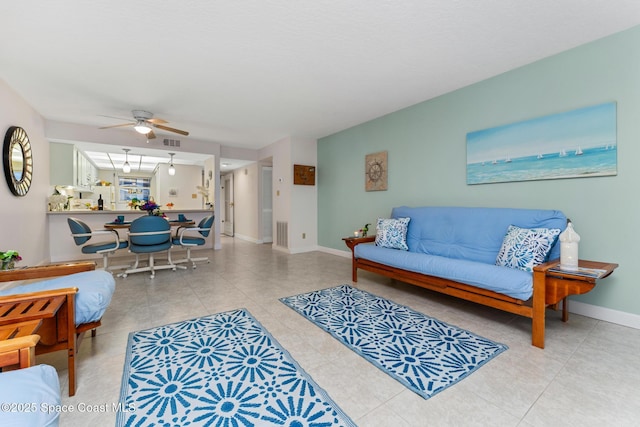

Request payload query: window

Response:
[118,176,151,202]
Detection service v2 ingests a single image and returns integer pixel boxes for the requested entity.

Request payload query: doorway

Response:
[262,166,273,243]
[222,173,234,236]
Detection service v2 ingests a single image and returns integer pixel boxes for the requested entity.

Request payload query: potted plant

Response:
[0,250,22,270]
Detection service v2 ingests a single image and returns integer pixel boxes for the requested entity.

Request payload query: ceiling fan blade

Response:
[153,123,189,136]
[98,114,134,122]
[147,118,168,124]
[147,130,156,139]
[99,123,134,129]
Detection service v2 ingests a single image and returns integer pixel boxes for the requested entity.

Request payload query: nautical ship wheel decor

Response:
[3,126,33,197]
[365,151,388,191]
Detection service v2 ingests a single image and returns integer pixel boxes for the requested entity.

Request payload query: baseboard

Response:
[233,233,262,244]
[317,245,351,258]
[569,300,640,330]
[288,245,319,254]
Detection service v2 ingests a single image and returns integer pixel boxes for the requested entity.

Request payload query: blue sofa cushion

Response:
[375,217,410,250]
[0,270,115,326]
[0,364,60,426]
[391,206,567,264]
[355,244,534,300]
[495,225,561,272]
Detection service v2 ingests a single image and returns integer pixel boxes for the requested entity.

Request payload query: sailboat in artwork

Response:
[575,146,583,155]
[559,149,567,157]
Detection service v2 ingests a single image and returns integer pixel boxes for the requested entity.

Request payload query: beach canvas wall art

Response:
[466,102,617,185]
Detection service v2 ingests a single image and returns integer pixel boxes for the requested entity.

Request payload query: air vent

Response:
[163,138,181,147]
[276,221,288,248]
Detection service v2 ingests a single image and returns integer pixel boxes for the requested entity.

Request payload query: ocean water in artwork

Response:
[466,102,617,184]
[467,144,617,184]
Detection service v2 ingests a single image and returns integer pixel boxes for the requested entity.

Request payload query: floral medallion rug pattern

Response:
[280,285,508,399]
[117,309,356,426]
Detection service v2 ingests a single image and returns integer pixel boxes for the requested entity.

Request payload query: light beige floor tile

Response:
[28,237,640,426]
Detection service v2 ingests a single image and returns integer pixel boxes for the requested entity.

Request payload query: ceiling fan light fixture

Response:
[168,153,176,176]
[134,120,152,135]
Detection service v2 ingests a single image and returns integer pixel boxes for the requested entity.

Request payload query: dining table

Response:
[104,219,195,230]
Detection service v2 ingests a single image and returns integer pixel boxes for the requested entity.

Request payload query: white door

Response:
[262,166,273,243]
[223,173,234,236]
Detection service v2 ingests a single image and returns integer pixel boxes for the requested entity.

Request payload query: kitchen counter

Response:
[48,209,213,215]
[47,209,215,263]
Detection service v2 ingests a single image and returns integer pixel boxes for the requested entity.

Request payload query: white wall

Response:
[257,136,317,253]
[0,79,49,281]
[155,163,203,209]
[261,137,291,250]
[290,138,317,253]
[232,163,260,242]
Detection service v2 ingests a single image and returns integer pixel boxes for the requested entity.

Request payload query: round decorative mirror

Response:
[3,126,33,196]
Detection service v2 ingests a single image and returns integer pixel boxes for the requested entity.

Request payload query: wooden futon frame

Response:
[345,237,617,348]
[0,261,97,396]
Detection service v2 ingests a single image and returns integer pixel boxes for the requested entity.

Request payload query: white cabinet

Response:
[50,142,97,191]
[76,151,97,187]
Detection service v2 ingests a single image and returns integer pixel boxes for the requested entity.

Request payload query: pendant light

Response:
[168,152,176,176]
[122,148,131,173]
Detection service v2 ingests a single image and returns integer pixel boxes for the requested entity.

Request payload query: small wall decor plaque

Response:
[365,151,387,191]
[293,164,315,185]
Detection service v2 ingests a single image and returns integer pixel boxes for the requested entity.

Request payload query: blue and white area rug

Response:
[280,285,508,399]
[117,308,356,426]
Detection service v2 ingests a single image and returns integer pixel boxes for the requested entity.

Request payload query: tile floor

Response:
[38,237,639,426]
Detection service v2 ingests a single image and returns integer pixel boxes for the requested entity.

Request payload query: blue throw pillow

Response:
[495,225,561,272]
[375,217,410,250]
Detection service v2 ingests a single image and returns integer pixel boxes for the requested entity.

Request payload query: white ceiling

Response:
[1,1,639,152]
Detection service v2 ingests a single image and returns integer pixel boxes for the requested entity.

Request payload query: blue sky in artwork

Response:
[467,102,616,164]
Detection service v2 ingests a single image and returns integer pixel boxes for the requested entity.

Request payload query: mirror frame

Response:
[3,126,33,197]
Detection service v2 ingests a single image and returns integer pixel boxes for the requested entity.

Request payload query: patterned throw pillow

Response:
[375,217,411,251]
[495,225,561,272]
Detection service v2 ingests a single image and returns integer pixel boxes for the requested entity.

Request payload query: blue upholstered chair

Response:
[67,217,129,271]
[0,364,61,426]
[119,216,176,279]
[172,215,214,268]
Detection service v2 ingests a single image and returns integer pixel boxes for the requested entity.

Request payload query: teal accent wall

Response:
[318,26,640,315]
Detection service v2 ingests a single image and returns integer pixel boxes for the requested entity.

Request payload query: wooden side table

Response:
[0,320,42,369]
[534,259,618,322]
[343,236,376,281]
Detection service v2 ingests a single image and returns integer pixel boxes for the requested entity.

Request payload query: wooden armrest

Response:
[0,261,96,283]
[0,335,40,353]
[0,287,78,304]
[533,259,559,273]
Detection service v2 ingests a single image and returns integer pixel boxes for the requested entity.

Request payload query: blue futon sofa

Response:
[347,206,569,348]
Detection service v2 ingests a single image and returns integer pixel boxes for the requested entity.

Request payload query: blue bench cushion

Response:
[0,270,115,325]
[0,364,60,426]
[355,244,534,300]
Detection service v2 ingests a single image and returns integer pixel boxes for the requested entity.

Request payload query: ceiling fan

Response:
[99,110,189,139]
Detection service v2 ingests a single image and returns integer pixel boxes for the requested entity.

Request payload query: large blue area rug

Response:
[280,285,508,399]
[117,308,356,427]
